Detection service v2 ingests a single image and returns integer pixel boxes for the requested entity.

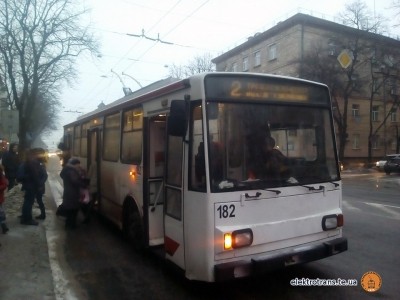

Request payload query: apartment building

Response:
[212,13,400,164]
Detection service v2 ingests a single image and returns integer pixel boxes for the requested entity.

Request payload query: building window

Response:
[254,50,261,67]
[242,56,249,71]
[372,135,379,149]
[352,134,360,149]
[231,62,238,72]
[391,140,397,150]
[372,106,379,121]
[328,38,337,56]
[268,44,277,61]
[352,104,360,117]
[390,108,397,122]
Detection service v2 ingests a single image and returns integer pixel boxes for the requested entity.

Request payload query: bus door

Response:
[164,101,186,269]
[87,128,101,211]
[145,115,167,246]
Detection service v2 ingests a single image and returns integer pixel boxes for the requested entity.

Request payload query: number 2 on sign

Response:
[217,204,236,219]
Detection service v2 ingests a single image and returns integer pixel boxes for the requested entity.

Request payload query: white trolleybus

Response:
[63,72,347,282]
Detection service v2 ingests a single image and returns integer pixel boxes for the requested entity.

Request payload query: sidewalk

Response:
[0,186,56,300]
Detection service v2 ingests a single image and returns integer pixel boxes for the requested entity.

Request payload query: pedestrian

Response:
[2,143,20,190]
[19,149,43,226]
[60,158,87,230]
[34,148,48,220]
[0,164,10,234]
[57,142,71,167]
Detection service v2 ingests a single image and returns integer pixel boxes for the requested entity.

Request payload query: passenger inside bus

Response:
[195,135,224,186]
[195,141,206,184]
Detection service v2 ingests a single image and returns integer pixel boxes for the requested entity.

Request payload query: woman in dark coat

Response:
[19,149,43,225]
[60,158,86,229]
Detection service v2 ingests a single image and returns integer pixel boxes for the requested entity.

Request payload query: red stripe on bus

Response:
[165,236,180,256]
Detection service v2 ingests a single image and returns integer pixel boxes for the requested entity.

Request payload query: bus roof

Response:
[64,72,329,128]
[69,77,184,125]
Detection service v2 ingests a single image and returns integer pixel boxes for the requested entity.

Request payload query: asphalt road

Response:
[46,157,400,300]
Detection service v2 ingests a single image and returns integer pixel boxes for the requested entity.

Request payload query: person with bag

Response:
[59,158,87,230]
[0,164,10,234]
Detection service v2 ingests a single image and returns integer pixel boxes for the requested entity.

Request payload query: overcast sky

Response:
[44,0,399,148]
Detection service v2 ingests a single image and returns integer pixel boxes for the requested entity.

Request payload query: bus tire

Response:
[123,199,145,251]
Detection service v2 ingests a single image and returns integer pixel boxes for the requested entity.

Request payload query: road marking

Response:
[342,199,361,211]
[364,202,400,220]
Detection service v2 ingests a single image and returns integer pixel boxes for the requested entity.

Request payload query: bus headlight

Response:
[224,229,253,250]
[322,214,344,231]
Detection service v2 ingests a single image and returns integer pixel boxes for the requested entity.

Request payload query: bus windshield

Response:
[192,101,340,192]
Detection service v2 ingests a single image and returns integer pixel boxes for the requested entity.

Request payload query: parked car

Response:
[383,157,400,174]
[376,154,400,171]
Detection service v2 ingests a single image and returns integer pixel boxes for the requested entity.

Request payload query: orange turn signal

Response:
[224,233,233,249]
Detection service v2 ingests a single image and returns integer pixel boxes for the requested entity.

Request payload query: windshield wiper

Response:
[302,185,324,191]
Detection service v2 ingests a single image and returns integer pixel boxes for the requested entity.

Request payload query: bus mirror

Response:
[168,100,187,137]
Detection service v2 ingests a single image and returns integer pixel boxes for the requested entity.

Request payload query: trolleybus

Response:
[62,72,347,282]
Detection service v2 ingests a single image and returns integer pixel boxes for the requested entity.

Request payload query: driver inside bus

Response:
[250,136,291,182]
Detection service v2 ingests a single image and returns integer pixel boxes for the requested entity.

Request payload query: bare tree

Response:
[0,0,99,150]
[300,1,389,161]
[392,0,400,27]
[368,54,400,157]
[167,64,186,80]
[168,52,215,79]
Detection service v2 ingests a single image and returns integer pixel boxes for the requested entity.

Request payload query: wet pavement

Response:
[0,186,56,300]
[0,167,380,300]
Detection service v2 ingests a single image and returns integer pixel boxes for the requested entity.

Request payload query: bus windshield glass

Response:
[195,101,339,192]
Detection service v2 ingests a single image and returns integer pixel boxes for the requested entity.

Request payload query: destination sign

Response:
[204,74,330,105]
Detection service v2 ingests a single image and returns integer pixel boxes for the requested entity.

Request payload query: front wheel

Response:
[123,200,145,251]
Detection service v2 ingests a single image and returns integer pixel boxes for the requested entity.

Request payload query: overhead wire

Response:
[122,0,210,72]
[75,0,183,109]
[69,0,211,111]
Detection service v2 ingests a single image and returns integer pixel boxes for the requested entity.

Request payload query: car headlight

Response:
[322,214,343,231]
[224,229,253,250]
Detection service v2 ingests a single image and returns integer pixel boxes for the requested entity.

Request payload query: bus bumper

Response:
[214,237,348,281]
